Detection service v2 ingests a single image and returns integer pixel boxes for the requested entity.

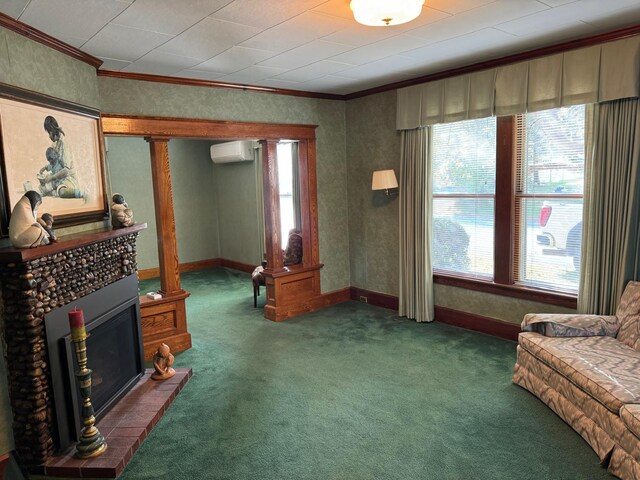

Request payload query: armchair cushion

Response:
[616,281,640,349]
[522,313,619,337]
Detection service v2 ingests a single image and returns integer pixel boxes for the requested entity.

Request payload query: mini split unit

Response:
[210,141,256,164]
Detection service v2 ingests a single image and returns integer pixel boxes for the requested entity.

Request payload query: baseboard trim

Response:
[350,287,399,310]
[349,287,520,341]
[434,306,520,342]
[219,258,255,274]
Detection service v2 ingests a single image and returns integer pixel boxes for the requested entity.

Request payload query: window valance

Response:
[397,35,640,130]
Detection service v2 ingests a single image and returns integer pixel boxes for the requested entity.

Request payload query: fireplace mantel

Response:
[0,223,147,263]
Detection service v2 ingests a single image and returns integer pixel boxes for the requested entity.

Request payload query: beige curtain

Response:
[579,98,640,314]
[291,142,302,231]
[399,127,434,322]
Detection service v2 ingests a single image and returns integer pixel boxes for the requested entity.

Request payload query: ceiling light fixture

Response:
[350,0,425,27]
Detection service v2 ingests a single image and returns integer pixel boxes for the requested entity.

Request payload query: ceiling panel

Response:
[582,5,640,29]
[427,0,500,15]
[98,57,133,70]
[18,0,131,43]
[273,60,354,82]
[338,55,421,80]
[0,0,31,18]
[193,46,276,74]
[330,34,425,65]
[110,0,233,35]
[82,23,174,62]
[219,65,288,84]
[210,0,327,29]
[158,17,261,61]
[240,11,352,52]
[259,40,353,69]
[122,51,201,75]
[174,68,227,81]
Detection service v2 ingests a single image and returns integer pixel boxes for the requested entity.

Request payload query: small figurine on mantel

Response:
[8,191,51,248]
[151,343,175,380]
[37,213,57,242]
[110,193,134,228]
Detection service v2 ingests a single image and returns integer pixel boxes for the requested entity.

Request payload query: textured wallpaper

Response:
[214,160,262,266]
[98,77,350,293]
[0,27,100,108]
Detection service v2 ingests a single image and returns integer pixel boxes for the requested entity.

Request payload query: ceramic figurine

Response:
[37,213,57,242]
[8,191,51,248]
[110,193,134,228]
[151,343,176,380]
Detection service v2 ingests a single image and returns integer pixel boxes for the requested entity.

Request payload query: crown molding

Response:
[96,70,345,101]
[345,24,640,100]
[0,12,102,68]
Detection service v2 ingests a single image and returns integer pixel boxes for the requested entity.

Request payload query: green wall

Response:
[345,90,576,323]
[106,137,221,271]
[98,77,350,293]
[214,159,262,266]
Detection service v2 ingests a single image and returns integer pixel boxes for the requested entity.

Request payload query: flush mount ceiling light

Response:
[350,0,425,27]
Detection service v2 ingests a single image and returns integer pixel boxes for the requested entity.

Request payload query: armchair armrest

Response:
[521,313,619,337]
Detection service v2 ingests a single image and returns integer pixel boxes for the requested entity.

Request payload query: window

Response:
[432,105,586,297]
[277,142,295,249]
[515,105,585,292]
[432,117,496,278]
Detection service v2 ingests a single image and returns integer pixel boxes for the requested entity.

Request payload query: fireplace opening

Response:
[46,275,144,453]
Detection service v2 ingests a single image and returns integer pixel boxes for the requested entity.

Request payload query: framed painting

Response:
[0,84,108,236]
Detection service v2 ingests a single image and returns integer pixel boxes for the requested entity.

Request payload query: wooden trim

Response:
[265,286,351,321]
[97,70,344,101]
[346,25,640,100]
[494,116,516,284]
[350,287,399,311]
[435,306,520,342]
[0,452,11,479]
[138,266,160,281]
[0,223,146,263]
[219,258,254,273]
[102,113,317,140]
[434,274,577,309]
[0,12,102,68]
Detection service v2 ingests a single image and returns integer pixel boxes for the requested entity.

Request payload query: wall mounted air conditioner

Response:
[210,141,255,164]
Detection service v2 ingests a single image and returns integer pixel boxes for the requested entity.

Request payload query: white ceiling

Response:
[2,0,640,95]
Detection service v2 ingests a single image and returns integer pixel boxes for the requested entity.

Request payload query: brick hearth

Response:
[35,368,192,478]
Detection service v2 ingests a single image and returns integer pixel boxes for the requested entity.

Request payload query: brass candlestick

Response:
[71,332,107,458]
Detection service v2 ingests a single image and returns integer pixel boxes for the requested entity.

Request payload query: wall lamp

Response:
[372,169,399,196]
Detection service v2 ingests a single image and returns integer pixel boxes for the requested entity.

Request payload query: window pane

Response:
[521,105,585,195]
[277,143,295,249]
[433,117,496,195]
[516,105,585,292]
[433,198,494,278]
[432,117,496,278]
[518,198,582,291]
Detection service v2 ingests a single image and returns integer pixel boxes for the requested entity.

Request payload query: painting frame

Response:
[0,83,108,236]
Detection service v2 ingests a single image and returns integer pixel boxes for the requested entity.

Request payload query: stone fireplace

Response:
[0,224,145,469]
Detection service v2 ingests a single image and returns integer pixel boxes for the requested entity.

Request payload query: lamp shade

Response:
[372,169,399,191]
[350,0,425,27]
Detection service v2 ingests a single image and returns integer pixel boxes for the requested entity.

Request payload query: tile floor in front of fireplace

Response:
[35,368,192,478]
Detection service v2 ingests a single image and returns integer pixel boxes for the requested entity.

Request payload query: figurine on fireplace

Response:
[37,213,58,242]
[110,193,134,228]
[8,190,52,248]
[151,343,176,380]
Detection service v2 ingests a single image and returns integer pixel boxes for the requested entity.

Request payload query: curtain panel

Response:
[399,127,434,323]
[397,35,640,129]
[579,98,640,314]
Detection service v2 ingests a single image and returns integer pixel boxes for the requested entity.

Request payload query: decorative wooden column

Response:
[259,139,323,322]
[140,137,191,359]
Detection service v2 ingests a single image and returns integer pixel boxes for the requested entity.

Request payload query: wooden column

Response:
[146,137,184,296]
[141,137,191,359]
[260,139,284,272]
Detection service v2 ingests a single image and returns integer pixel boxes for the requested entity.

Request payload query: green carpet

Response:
[119,268,611,479]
